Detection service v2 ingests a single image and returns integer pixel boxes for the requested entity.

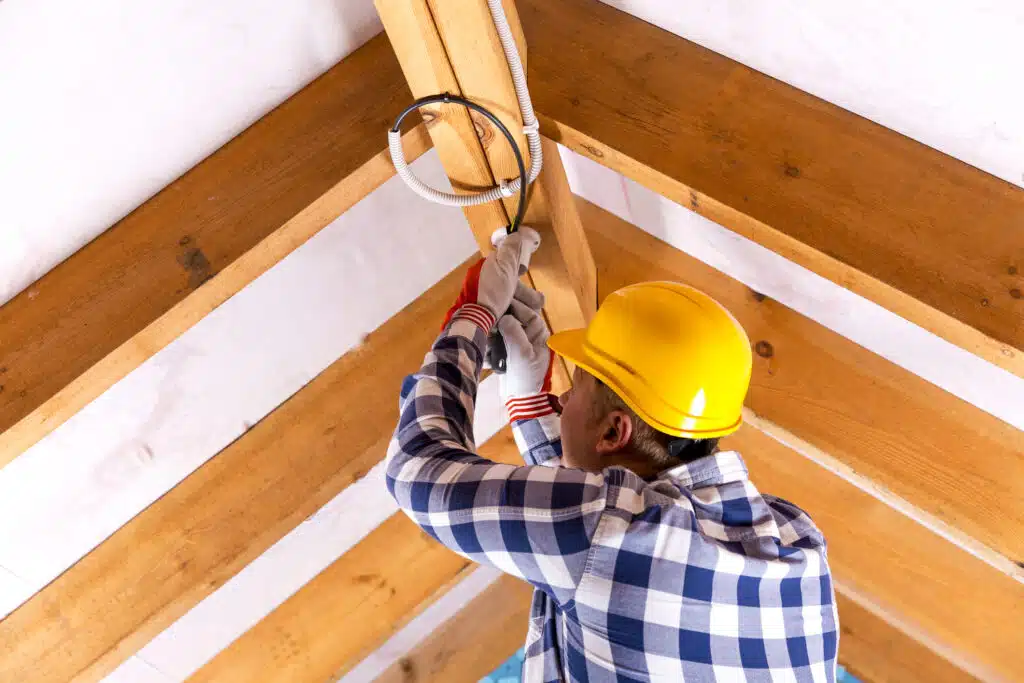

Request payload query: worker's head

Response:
[548,282,752,476]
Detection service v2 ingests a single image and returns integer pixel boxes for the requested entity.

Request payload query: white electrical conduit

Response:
[387,0,543,208]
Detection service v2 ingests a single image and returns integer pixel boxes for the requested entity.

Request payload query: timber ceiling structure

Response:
[0,0,1022,681]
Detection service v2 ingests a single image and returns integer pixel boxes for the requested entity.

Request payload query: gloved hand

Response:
[442,227,541,331]
[498,286,559,422]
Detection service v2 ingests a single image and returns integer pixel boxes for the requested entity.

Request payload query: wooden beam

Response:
[375,0,598,393]
[190,433,522,683]
[835,593,979,683]
[177,395,1020,681]
[375,574,533,683]
[0,34,430,465]
[375,581,981,683]
[0,259,472,683]
[520,0,1024,378]
[372,578,978,683]
[7,200,1020,681]
[732,424,1017,681]
[580,197,1024,571]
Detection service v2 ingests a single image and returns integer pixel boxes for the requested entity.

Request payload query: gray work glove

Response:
[498,286,557,422]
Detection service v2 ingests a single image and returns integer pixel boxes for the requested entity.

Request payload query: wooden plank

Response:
[425,0,531,224]
[190,432,522,683]
[835,593,979,683]
[8,197,1018,680]
[375,0,510,236]
[376,0,598,392]
[375,574,533,683]
[580,196,1024,572]
[536,136,599,320]
[373,578,977,683]
[0,34,430,465]
[728,425,1017,682]
[371,581,979,683]
[520,0,1024,377]
[0,259,473,683]
[215,429,1010,682]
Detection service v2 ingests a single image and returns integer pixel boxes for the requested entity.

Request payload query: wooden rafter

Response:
[367,575,978,683]
[735,424,1020,681]
[0,34,429,465]
[583,199,1024,567]
[0,261,471,683]
[520,0,1024,378]
[1,2,1021,679]
[836,595,979,683]
[5,202,1018,681]
[6,0,1020,465]
[190,433,522,682]
[374,573,534,683]
[375,0,597,393]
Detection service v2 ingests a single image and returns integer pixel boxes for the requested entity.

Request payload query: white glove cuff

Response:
[505,393,558,423]
[450,303,497,332]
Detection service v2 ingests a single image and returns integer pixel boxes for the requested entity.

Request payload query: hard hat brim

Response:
[548,329,743,440]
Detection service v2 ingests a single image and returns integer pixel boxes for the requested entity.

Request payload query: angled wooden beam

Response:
[7,207,1020,680]
[190,433,521,683]
[375,0,598,394]
[521,0,1024,378]
[371,580,975,683]
[735,424,1017,681]
[0,260,472,683]
[0,34,430,465]
[835,594,979,683]
[581,197,1024,570]
[374,574,533,683]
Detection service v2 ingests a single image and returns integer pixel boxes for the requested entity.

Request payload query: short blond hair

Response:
[591,379,718,469]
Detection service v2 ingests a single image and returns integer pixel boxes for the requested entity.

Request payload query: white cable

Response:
[387,0,543,209]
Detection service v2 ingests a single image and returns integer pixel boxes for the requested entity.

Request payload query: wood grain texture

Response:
[190,432,522,683]
[426,0,530,223]
[8,200,1017,680]
[537,136,598,321]
[0,34,424,465]
[375,0,509,236]
[0,259,472,683]
[375,573,533,683]
[834,593,979,683]
[582,196,1024,571]
[520,0,1024,377]
[728,425,1016,681]
[376,0,596,392]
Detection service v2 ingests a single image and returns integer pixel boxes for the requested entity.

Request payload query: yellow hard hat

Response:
[548,281,752,439]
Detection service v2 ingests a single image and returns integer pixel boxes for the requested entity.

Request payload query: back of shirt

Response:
[563,460,838,682]
[386,315,838,682]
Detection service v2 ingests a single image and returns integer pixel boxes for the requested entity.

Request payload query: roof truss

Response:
[1,0,1021,681]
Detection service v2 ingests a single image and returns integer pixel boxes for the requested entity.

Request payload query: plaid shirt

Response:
[387,306,839,682]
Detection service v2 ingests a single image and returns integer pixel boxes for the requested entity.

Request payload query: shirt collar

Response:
[658,450,749,489]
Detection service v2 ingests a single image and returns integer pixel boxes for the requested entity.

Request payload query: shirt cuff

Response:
[505,393,560,423]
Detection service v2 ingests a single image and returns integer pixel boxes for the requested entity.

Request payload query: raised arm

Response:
[498,292,564,467]
[386,230,605,601]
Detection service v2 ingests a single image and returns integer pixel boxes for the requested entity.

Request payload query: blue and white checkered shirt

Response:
[387,307,839,682]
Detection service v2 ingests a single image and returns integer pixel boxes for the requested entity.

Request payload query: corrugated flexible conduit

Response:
[387,0,542,229]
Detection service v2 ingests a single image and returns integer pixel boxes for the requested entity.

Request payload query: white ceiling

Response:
[1,0,1022,304]
[1,1,1022,680]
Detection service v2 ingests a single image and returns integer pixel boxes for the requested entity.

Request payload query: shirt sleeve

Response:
[510,411,563,467]
[386,304,605,601]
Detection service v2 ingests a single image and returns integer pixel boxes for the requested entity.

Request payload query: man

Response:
[387,229,838,682]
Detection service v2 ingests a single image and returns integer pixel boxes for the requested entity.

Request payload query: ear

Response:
[595,410,633,455]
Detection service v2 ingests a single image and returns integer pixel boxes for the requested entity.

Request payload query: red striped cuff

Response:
[506,394,559,423]
[450,303,496,332]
